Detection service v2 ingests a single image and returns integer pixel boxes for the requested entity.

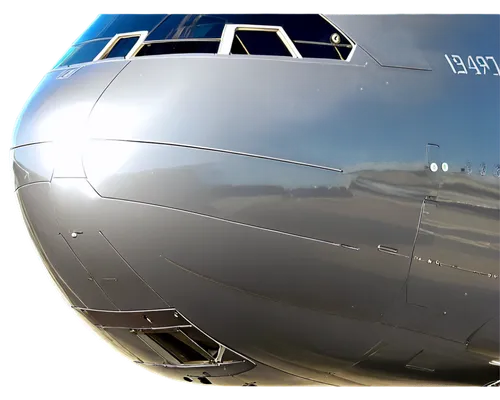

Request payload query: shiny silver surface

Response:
[11,14,500,386]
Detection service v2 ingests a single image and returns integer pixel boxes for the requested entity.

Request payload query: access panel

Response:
[407,174,500,343]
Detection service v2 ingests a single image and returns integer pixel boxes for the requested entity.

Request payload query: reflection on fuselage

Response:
[11,14,500,387]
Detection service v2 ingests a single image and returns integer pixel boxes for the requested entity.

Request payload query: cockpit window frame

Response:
[93,31,149,61]
[217,24,302,59]
[130,38,221,58]
[51,15,359,71]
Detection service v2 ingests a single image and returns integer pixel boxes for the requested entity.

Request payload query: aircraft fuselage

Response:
[11,14,500,386]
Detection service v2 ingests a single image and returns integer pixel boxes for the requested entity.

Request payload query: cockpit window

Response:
[294,40,352,61]
[230,30,293,57]
[92,31,147,60]
[147,15,226,40]
[104,36,139,59]
[136,40,220,57]
[54,39,109,68]
[74,14,164,45]
[55,14,356,69]
[142,14,354,61]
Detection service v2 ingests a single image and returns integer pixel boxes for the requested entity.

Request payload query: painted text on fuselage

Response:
[444,54,500,76]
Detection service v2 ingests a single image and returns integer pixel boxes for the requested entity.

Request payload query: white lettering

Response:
[467,56,481,75]
[486,56,500,76]
[444,54,457,74]
[445,54,499,77]
[475,56,490,75]
[451,55,467,74]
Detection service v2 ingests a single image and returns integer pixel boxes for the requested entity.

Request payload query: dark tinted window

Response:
[147,14,354,60]
[56,39,109,67]
[278,14,346,43]
[104,36,139,59]
[230,35,247,55]
[294,42,352,60]
[188,23,225,39]
[136,40,220,57]
[75,15,352,46]
[148,15,226,40]
[75,14,165,44]
[231,31,292,57]
[66,14,355,67]
[211,14,347,43]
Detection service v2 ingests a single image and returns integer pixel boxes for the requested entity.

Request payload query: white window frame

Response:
[93,31,149,61]
[217,24,302,59]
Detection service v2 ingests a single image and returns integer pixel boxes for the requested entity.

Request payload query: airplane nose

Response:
[15,166,171,311]
[11,59,161,308]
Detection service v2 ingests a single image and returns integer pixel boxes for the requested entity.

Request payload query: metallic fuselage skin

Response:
[11,15,500,386]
